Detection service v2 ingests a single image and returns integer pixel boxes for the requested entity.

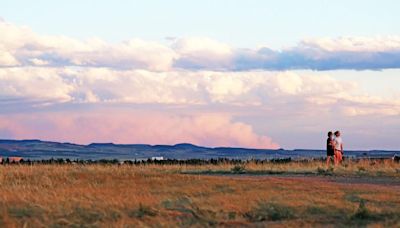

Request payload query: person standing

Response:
[326,131,335,167]
[334,131,343,165]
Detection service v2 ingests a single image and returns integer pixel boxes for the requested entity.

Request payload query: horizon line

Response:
[0,138,399,152]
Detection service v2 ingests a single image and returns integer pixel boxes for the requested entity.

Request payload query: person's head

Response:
[328,131,333,138]
[334,131,341,137]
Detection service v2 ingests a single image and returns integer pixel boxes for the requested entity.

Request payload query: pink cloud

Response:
[0,110,279,149]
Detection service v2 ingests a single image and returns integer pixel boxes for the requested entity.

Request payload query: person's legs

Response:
[338,152,343,164]
[334,151,339,166]
[333,153,337,166]
[326,156,331,167]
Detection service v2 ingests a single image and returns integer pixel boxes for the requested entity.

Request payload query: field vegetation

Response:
[0,159,399,227]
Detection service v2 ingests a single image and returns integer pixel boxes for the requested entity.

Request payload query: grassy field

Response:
[0,160,399,227]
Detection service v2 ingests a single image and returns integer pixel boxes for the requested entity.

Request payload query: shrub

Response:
[317,167,334,175]
[162,197,217,226]
[351,200,371,220]
[69,207,104,224]
[128,204,157,219]
[213,184,235,193]
[245,202,294,222]
[231,165,246,173]
[8,205,44,219]
[357,166,366,172]
[228,211,236,220]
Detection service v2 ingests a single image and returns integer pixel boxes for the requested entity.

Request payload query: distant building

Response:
[151,156,164,161]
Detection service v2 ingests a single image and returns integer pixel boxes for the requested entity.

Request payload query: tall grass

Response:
[0,161,398,226]
[180,159,400,177]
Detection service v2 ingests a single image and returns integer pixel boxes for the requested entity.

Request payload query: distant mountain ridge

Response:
[0,139,398,160]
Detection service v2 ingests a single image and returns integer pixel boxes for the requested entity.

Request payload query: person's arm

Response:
[340,143,343,153]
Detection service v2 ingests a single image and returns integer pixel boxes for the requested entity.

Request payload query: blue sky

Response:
[2,0,400,47]
[0,1,400,149]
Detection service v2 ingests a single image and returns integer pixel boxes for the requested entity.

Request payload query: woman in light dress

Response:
[333,131,343,165]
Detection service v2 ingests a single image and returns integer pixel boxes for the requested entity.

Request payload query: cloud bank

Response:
[1,20,400,71]
[0,111,279,149]
[1,67,399,116]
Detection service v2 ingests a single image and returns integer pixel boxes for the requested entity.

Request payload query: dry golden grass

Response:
[0,161,399,227]
[176,159,400,177]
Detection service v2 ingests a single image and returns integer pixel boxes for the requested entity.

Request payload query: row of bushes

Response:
[0,157,294,165]
[0,157,396,166]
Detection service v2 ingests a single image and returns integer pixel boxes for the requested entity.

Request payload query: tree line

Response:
[0,157,295,165]
[0,157,396,165]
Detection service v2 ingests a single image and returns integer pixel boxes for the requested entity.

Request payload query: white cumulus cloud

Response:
[1,20,400,70]
[1,66,399,117]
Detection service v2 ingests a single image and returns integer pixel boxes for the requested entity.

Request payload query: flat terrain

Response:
[0,160,399,227]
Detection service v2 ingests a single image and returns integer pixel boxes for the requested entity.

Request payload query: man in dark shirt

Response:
[326,131,335,167]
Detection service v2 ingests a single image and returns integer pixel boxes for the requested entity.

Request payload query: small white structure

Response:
[151,156,164,161]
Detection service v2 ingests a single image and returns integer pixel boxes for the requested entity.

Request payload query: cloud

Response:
[1,20,400,70]
[1,67,399,117]
[0,111,279,149]
[172,37,234,70]
[233,36,400,71]
[29,58,49,66]
[300,36,400,52]
[0,51,19,66]
[0,20,176,71]
[0,67,74,103]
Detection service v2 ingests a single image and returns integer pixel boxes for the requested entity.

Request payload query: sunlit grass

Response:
[180,159,400,177]
[0,160,399,226]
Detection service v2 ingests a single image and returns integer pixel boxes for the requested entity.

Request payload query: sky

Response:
[0,1,400,150]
